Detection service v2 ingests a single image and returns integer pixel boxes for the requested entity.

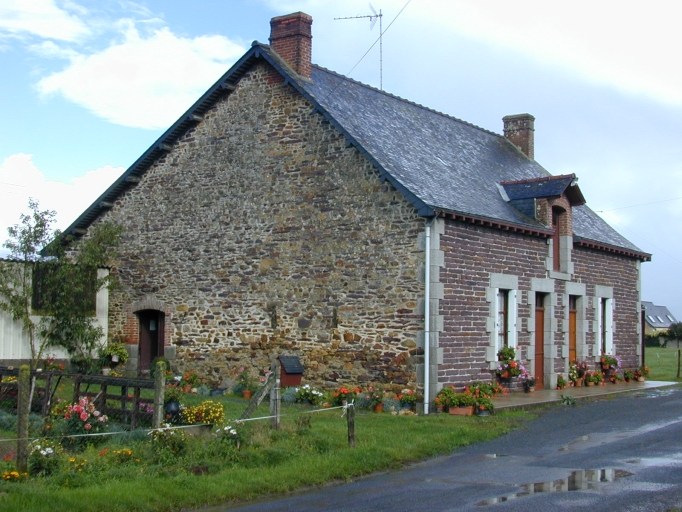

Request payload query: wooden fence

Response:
[0,367,157,430]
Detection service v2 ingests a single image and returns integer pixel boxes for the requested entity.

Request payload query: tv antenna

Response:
[335,3,384,89]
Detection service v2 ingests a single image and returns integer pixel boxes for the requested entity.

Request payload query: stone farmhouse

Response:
[58,12,650,406]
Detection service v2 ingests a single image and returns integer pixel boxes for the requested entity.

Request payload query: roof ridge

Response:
[310,64,502,139]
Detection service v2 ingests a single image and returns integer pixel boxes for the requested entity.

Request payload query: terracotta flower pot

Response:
[586,381,594,386]
[449,406,474,416]
[374,403,384,413]
[242,389,252,400]
[500,370,511,379]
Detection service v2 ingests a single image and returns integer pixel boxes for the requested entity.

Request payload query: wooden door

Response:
[138,310,164,374]
[535,293,545,389]
[569,296,577,362]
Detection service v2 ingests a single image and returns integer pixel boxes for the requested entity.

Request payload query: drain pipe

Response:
[423,217,434,415]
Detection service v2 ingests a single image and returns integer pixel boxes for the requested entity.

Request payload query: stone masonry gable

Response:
[102,61,425,387]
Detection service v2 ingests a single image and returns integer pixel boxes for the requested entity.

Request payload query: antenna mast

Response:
[334,3,384,89]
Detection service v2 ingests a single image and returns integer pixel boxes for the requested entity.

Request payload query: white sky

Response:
[0,0,680,315]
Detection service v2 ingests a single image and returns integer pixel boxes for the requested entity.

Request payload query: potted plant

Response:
[556,374,567,390]
[624,369,635,382]
[330,385,362,406]
[363,386,386,412]
[522,374,536,393]
[233,367,256,399]
[474,396,494,416]
[636,365,650,382]
[496,347,526,379]
[436,386,457,412]
[600,354,618,369]
[103,342,129,365]
[397,389,418,410]
[449,392,475,416]
[164,384,184,420]
[569,360,588,386]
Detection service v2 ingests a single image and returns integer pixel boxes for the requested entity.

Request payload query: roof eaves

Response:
[437,209,554,238]
[573,235,652,261]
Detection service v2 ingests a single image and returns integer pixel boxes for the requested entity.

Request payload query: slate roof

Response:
[642,301,678,329]
[500,175,586,205]
[57,43,649,260]
[300,64,646,256]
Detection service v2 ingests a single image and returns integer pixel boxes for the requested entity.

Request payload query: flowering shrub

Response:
[496,359,526,378]
[233,367,256,393]
[61,396,109,449]
[180,370,199,389]
[557,374,568,388]
[330,385,362,406]
[397,389,417,404]
[43,357,65,372]
[1,469,28,482]
[182,400,225,425]
[214,422,246,449]
[149,424,187,458]
[569,360,588,381]
[64,396,109,434]
[110,447,139,465]
[364,386,386,407]
[28,438,64,476]
[295,384,324,404]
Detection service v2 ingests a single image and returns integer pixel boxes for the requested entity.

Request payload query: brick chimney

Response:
[503,114,535,160]
[269,12,313,79]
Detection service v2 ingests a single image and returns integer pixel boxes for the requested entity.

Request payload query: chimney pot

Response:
[269,12,313,79]
[503,114,535,160]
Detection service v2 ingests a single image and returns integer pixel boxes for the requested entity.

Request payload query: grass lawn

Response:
[645,346,682,382]
[0,394,530,512]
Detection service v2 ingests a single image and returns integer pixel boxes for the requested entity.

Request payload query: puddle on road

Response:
[476,468,633,506]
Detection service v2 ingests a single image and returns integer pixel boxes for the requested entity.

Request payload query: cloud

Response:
[0,153,124,248]
[36,25,246,129]
[0,0,90,41]
[413,0,682,106]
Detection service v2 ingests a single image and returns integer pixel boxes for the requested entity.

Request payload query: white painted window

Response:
[494,289,517,354]
[598,297,614,354]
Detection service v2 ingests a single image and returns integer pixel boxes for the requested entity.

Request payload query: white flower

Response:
[40,450,46,456]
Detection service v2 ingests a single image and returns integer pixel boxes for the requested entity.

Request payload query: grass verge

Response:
[0,405,529,511]
[645,347,682,382]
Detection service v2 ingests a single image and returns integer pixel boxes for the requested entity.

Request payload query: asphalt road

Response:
[211,385,682,512]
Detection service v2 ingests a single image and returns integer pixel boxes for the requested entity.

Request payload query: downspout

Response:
[423,217,434,415]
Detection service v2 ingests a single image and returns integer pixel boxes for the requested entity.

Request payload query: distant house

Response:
[642,301,678,335]
[55,12,650,404]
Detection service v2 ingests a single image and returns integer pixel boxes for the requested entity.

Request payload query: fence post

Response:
[153,361,166,428]
[270,360,281,430]
[347,401,356,448]
[677,350,680,380]
[17,365,30,473]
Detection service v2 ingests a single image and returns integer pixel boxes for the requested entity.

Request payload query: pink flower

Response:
[64,413,70,420]
[93,411,100,417]
[84,423,92,430]
[80,412,89,421]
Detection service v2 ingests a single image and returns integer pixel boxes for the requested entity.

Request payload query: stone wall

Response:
[100,62,425,389]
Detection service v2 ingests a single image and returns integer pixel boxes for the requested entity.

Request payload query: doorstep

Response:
[491,380,679,411]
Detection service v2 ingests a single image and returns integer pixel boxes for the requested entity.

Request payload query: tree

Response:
[0,199,121,371]
[0,199,56,369]
[39,222,122,370]
[666,322,682,345]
